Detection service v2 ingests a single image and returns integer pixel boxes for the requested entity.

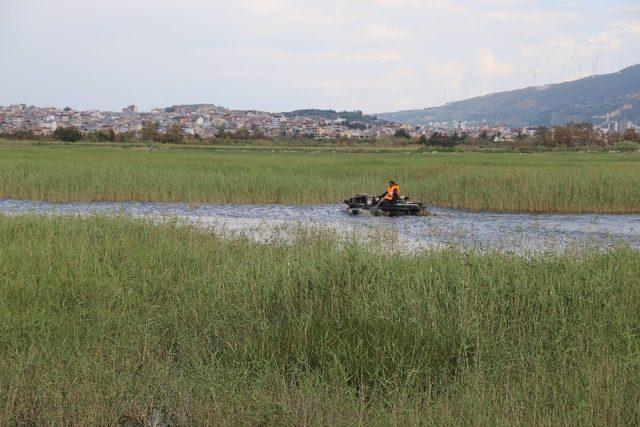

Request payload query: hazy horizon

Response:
[2,0,640,114]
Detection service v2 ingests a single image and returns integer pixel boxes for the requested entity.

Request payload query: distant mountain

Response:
[378,64,640,127]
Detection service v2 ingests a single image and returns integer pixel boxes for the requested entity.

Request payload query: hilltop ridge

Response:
[378,64,640,127]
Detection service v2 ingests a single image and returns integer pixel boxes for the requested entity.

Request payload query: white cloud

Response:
[2,0,640,113]
[615,21,640,38]
[475,48,512,77]
[343,49,403,62]
[393,97,416,109]
[371,0,468,14]
[480,9,580,25]
[427,61,465,77]
[237,0,289,15]
[426,61,466,91]
[358,25,411,41]
[588,32,620,50]
[610,5,640,13]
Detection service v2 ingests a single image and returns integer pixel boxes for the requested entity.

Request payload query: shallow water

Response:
[1,199,640,253]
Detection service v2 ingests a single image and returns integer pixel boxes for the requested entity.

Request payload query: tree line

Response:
[2,121,639,149]
[396,123,640,149]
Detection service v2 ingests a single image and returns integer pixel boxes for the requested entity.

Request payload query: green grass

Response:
[1,215,639,424]
[2,141,640,213]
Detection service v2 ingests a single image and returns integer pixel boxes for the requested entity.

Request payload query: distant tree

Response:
[234,128,252,139]
[394,129,411,139]
[418,134,428,146]
[623,128,639,142]
[140,121,161,142]
[615,140,640,152]
[1,130,36,140]
[552,125,573,147]
[573,122,599,146]
[87,130,109,142]
[480,130,489,141]
[428,132,454,147]
[552,122,602,148]
[533,127,554,147]
[346,121,367,130]
[451,132,466,145]
[162,124,183,144]
[107,128,116,142]
[116,131,135,143]
[52,126,82,142]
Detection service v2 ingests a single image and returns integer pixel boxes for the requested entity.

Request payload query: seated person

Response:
[379,180,400,207]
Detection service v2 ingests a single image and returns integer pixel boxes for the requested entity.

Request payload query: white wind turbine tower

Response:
[530,65,540,86]
[462,81,471,99]
[442,82,448,104]
[476,74,487,96]
[577,59,583,79]
[585,56,599,76]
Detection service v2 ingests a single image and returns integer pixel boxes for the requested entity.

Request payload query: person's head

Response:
[389,180,396,186]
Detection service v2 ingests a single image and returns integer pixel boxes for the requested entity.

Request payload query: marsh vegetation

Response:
[1,215,639,424]
[2,142,640,213]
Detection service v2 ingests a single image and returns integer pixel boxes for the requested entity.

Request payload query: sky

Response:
[1,0,639,113]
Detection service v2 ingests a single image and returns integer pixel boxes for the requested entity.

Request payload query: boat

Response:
[344,194,429,216]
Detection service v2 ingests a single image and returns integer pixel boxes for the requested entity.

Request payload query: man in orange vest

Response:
[379,180,400,207]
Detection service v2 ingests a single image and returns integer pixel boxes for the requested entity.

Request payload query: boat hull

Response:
[344,194,428,217]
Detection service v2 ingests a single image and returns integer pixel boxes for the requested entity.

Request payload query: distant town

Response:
[0,103,402,140]
[0,103,637,143]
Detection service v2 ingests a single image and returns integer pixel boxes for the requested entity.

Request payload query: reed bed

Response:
[1,215,638,424]
[1,143,640,213]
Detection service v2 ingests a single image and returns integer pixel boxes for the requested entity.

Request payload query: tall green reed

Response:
[1,144,640,212]
[0,215,638,424]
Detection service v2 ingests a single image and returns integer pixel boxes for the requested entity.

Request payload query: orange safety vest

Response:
[384,184,400,201]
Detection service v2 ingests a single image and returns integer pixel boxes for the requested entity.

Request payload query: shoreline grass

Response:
[1,215,639,424]
[2,141,640,213]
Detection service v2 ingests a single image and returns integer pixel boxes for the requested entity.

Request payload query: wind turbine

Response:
[476,74,487,96]
[577,59,583,79]
[442,82,448,104]
[462,81,471,99]
[530,65,540,86]
[585,56,599,76]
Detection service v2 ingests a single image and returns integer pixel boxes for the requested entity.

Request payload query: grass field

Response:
[0,215,639,424]
[2,141,640,213]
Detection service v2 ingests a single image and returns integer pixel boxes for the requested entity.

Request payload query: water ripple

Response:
[2,199,639,253]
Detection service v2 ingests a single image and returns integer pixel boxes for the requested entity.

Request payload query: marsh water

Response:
[2,199,639,253]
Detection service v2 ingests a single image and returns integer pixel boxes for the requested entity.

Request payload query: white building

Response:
[494,134,515,143]
[607,120,635,133]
